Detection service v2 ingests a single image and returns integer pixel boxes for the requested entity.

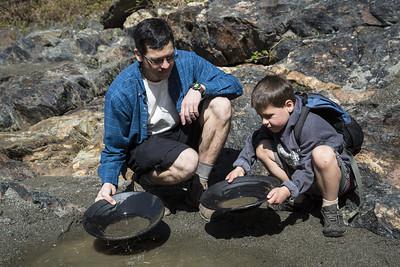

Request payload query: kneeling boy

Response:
[226,74,356,237]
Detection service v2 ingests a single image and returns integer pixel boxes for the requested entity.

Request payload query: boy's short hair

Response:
[132,18,175,55]
[251,74,296,112]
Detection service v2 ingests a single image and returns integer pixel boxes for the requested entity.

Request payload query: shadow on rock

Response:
[205,207,310,239]
[93,220,170,255]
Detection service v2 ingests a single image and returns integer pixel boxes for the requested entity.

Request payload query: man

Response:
[95,18,243,219]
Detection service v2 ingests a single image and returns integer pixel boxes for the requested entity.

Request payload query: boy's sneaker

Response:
[321,204,345,237]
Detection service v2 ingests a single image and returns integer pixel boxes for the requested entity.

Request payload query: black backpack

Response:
[293,92,364,155]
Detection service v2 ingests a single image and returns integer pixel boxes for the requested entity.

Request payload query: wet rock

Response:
[0,182,9,199]
[118,0,398,67]
[0,26,133,131]
[0,43,31,64]
[369,0,400,25]
[123,8,156,29]
[0,63,96,130]
[0,217,13,225]
[30,191,62,209]
[287,0,370,37]
[101,0,151,29]
[165,1,283,66]
[279,23,400,90]
[0,159,36,181]
[374,200,400,239]
[0,108,103,176]
[0,29,20,51]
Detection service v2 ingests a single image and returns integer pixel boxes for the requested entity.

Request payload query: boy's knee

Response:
[312,145,337,169]
[207,97,232,121]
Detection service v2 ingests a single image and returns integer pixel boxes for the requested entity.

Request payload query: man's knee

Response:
[206,97,232,122]
[172,148,198,180]
[312,145,337,170]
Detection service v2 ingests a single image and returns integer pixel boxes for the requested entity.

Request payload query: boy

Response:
[226,74,356,237]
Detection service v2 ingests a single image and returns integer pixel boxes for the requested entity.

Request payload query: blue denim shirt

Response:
[98,50,243,186]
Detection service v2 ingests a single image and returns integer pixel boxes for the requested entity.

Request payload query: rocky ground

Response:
[1,0,400,266]
[1,175,400,266]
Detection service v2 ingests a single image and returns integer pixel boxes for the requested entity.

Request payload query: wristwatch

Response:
[191,81,206,98]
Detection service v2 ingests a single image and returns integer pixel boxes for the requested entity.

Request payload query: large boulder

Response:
[101,0,151,29]
[122,0,396,67]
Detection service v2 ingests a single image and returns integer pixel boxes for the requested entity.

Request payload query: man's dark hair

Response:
[251,74,296,112]
[132,18,174,55]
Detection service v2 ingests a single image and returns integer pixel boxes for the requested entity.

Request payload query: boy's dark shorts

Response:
[126,121,201,176]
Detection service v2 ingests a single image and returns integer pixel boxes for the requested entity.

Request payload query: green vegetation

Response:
[247,49,277,64]
[0,0,113,29]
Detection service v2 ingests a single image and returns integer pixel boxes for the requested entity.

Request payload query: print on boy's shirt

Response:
[277,143,300,168]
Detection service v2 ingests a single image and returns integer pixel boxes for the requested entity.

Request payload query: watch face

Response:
[193,82,201,90]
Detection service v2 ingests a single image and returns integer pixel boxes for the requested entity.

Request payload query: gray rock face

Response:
[369,0,400,25]
[159,0,397,68]
[0,26,134,131]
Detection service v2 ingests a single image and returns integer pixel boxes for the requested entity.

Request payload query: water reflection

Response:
[93,221,171,255]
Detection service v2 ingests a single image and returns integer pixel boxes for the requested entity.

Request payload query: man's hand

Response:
[95,183,117,205]
[180,88,202,125]
[225,166,246,183]
[267,186,291,205]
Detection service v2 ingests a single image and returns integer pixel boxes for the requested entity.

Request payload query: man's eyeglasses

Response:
[142,52,176,66]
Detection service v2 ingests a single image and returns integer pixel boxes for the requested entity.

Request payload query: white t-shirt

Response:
[143,78,179,135]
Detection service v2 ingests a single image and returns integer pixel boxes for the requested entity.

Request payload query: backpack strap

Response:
[293,92,309,145]
[293,106,310,146]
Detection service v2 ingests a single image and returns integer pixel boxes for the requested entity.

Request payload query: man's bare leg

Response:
[197,97,232,186]
[140,148,198,185]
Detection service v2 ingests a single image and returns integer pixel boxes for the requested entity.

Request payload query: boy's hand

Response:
[267,186,291,205]
[95,183,117,205]
[225,166,245,183]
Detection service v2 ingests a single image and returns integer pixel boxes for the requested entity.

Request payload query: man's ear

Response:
[285,99,295,113]
[134,48,142,63]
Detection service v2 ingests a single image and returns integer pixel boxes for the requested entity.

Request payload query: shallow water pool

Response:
[23,222,275,267]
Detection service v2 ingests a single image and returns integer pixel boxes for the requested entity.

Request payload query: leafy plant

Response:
[247,49,277,64]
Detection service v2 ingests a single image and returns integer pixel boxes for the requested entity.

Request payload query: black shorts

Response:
[126,122,201,176]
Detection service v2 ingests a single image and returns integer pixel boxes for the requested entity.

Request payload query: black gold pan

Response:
[200,175,280,211]
[83,191,164,241]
